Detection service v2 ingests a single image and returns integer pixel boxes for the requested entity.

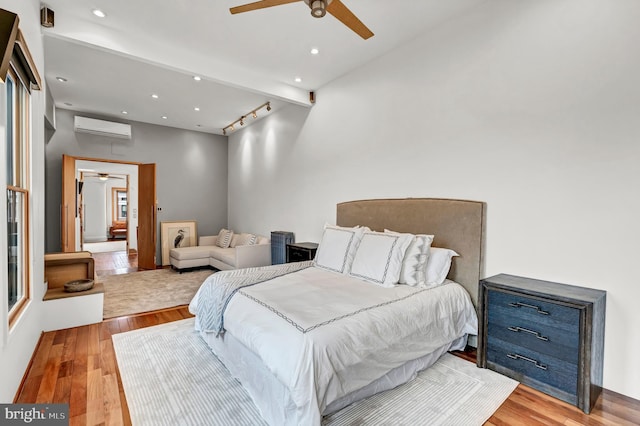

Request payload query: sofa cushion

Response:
[169,246,211,260]
[208,246,237,266]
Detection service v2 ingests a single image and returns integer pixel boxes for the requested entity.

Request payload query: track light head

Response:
[252,111,257,119]
[266,103,272,112]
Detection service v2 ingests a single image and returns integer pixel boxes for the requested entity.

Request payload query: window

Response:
[112,187,127,221]
[6,64,31,325]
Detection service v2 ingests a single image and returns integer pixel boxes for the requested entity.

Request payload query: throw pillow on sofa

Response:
[216,228,234,248]
[231,233,258,247]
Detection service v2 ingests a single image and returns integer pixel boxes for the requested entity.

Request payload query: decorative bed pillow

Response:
[349,231,413,287]
[231,233,258,247]
[314,225,366,274]
[385,230,434,286]
[424,247,459,287]
[216,228,234,249]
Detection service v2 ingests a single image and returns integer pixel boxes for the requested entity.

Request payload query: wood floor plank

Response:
[103,373,124,426]
[29,332,54,377]
[61,327,78,363]
[35,343,63,402]
[52,375,71,404]
[52,328,67,346]
[15,375,43,403]
[100,339,118,376]
[86,368,105,425]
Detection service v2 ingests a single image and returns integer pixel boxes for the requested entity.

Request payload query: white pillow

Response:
[385,230,434,286]
[424,247,459,287]
[349,231,413,287]
[231,233,257,247]
[216,228,234,249]
[314,225,366,274]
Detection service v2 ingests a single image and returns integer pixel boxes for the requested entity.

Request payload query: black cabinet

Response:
[271,231,294,265]
[286,242,318,263]
[477,274,606,414]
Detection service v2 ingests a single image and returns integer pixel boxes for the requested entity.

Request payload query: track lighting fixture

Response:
[222,102,271,135]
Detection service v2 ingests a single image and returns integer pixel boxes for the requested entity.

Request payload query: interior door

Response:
[138,163,157,270]
[61,154,76,252]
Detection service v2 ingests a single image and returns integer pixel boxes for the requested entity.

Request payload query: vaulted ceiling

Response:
[42,0,484,135]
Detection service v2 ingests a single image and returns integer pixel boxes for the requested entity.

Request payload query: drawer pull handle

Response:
[508,301,549,315]
[507,326,549,341]
[507,353,548,370]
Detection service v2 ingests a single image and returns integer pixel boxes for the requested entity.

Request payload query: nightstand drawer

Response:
[487,337,578,396]
[487,321,579,363]
[488,290,580,332]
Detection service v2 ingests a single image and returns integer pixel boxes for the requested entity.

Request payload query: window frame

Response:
[5,61,31,328]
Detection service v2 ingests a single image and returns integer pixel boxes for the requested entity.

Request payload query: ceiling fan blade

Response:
[326,0,374,40]
[230,0,302,14]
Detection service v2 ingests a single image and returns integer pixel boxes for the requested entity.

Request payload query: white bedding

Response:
[189,265,478,426]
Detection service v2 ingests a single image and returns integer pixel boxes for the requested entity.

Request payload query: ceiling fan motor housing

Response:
[306,0,330,18]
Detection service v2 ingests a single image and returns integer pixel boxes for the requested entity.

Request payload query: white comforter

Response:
[190,265,477,426]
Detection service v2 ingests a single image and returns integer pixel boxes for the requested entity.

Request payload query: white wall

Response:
[83,180,108,242]
[0,0,47,402]
[228,0,640,400]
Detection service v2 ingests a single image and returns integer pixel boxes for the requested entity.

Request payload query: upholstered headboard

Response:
[336,198,486,307]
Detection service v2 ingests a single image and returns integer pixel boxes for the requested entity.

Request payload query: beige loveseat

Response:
[169,233,271,272]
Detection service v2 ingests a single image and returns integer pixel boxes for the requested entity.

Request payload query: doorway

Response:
[79,170,129,253]
[61,155,157,270]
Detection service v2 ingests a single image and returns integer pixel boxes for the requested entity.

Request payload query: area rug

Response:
[102,269,213,318]
[113,318,518,426]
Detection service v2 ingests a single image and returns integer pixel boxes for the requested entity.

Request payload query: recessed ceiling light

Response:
[121,110,128,115]
[194,107,200,111]
[56,76,67,82]
[193,76,202,81]
[310,48,319,55]
[294,77,302,83]
[92,9,106,18]
[64,102,73,106]
[161,116,168,119]
[151,94,159,99]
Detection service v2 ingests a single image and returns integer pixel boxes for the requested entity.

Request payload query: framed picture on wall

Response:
[161,220,197,266]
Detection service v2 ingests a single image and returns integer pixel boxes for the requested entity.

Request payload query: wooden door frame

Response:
[60,156,156,265]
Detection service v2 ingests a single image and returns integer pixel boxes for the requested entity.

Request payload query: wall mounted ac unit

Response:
[74,116,132,139]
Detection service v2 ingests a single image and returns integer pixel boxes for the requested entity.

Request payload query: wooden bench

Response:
[109,221,127,240]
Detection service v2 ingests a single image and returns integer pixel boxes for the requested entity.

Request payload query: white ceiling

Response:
[42,0,485,135]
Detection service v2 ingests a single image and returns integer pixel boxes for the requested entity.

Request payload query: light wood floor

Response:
[14,252,640,425]
[92,249,138,277]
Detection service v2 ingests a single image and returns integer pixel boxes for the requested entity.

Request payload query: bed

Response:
[189,198,486,426]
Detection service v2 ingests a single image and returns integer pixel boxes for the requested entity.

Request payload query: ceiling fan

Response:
[82,172,125,181]
[230,0,374,40]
